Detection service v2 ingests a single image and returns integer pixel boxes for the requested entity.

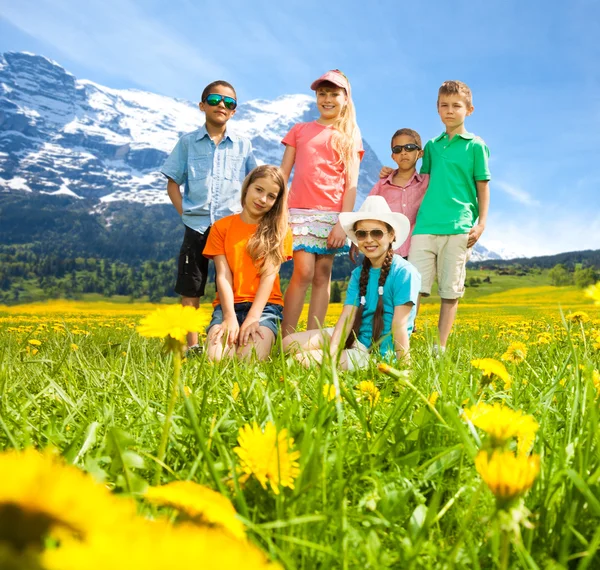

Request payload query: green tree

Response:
[331,281,342,303]
[573,266,597,288]
[548,264,572,286]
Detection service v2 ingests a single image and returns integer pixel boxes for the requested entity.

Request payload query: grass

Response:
[1,288,600,568]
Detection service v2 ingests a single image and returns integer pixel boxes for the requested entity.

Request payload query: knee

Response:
[291,265,314,286]
[312,267,332,288]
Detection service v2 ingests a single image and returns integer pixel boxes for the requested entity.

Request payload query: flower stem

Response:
[500,527,510,570]
[154,349,181,485]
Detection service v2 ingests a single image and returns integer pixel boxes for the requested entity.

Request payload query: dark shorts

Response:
[174,226,211,298]
[207,302,283,338]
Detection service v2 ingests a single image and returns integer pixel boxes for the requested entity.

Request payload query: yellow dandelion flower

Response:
[137,305,205,347]
[463,402,539,448]
[71,343,79,351]
[28,339,42,346]
[585,282,600,304]
[356,380,380,406]
[145,481,245,540]
[234,422,300,495]
[231,382,240,401]
[501,341,528,364]
[592,336,600,351]
[323,384,337,402]
[428,391,440,406]
[471,358,511,389]
[0,448,136,551]
[567,311,590,324]
[475,450,540,505]
[184,385,192,397]
[592,370,600,397]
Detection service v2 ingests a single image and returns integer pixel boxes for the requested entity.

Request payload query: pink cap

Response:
[310,69,350,93]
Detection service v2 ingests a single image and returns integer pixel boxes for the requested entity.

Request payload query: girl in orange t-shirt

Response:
[203,165,292,361]
[280,69,364,337]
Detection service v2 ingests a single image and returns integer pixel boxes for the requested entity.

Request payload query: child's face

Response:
[316,87,347,122]
[354,220,394,267]
[437,94,473,130]
[199,85,237,127]
[244,176,280,220]
[391,134,423,172]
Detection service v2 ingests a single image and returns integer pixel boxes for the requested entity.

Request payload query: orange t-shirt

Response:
[203,214,293,307]
[282,121,365,211]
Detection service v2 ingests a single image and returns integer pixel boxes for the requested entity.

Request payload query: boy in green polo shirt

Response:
[380,80,491,352]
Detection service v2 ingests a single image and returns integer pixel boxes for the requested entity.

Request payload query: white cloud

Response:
[484,210,600,258]
[494,180,540,206]
[0,0,226,95]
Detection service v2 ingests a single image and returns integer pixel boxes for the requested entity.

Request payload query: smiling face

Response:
[242,176,281,222]
[354,220,394,268]
[315,85,347,124]
[199,84,237,128]
[437,93,473,131]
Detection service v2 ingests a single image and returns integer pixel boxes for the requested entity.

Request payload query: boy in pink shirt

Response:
[350,128,428,262]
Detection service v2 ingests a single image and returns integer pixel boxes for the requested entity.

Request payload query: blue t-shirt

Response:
[161,125,258,233]
[345,255,421,355]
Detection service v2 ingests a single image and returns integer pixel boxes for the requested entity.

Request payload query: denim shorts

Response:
[207,302,283,338]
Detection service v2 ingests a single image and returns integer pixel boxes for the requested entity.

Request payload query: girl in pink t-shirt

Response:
[280,70,364,336]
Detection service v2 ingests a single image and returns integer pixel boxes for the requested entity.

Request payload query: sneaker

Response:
[185,344,204,357]
[432,344,446,357]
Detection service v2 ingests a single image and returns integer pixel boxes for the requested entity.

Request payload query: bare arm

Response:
[167,178,183,216]
[392,304,412,362]
[468,180,490,248]
[329,304,357,353]
[328,157,360,249]
[212,255,239,346]
[280,146,296,184]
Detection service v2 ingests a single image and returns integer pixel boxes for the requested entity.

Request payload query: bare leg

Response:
[282,251,315,337]
[236,327,275,361]
[182,296,200,347]
[307,254,334,330]
[438,298,459,348]
[205,325,235,362]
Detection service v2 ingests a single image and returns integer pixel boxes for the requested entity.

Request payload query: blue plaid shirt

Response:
[161,126,258,233]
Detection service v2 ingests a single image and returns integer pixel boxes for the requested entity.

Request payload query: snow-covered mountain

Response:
[0,51,515,261]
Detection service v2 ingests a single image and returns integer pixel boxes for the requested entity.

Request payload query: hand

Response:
[212,316,239,347]
[327,221,347,250]
[379,166,394,179]
[239,317,264,346]
[349,243,359,264]
[467,224,485,248]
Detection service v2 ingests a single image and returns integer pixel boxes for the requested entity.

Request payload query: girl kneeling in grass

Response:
[203,165,292,361]
[282,196,420,370]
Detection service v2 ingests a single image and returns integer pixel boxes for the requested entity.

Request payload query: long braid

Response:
[344,257,371,349]
[371,247,394,343]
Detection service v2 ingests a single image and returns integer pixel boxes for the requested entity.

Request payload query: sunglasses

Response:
[392,143,421,154]
[204,93,237,110]
[355,229,387,241]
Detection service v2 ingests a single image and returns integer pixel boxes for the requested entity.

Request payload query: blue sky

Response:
[1,0,599,256]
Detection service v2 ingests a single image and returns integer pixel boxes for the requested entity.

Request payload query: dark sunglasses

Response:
[392,143,420,154]
[204,93,237,110]
[355,229,387,241]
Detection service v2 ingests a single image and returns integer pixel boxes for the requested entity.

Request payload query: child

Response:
[381,80,490,352]
[350,128,429,263]
[280,69,364,336]
[202,165,292,361]
[161,80,257,351]
[283,196,420,370]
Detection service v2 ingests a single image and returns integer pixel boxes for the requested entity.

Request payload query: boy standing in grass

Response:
[161,80,257,351]
[413,80,490,352]
[382,81,490,351]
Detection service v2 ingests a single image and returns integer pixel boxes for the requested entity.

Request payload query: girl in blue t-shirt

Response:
[283,196,421,370]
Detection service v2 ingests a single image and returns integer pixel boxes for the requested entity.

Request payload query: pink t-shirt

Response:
[282,121,365,211]
[368,171,429,257]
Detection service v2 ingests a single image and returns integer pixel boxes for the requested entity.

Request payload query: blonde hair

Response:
[316,76,361,172]
[242,165,289,275]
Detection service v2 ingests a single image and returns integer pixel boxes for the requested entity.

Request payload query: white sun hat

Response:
[339,196,411,250]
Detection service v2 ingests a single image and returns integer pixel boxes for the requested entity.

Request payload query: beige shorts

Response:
[323,327,370,371]
[408,234,472,299]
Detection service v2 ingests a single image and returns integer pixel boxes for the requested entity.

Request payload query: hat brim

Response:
[338,211,411,250]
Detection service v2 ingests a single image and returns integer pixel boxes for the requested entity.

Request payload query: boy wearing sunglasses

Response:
[381,80,491,353]
[161,80,258,351]
[350,128,428,264]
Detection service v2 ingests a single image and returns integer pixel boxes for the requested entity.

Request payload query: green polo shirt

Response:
[413,131,491,235]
